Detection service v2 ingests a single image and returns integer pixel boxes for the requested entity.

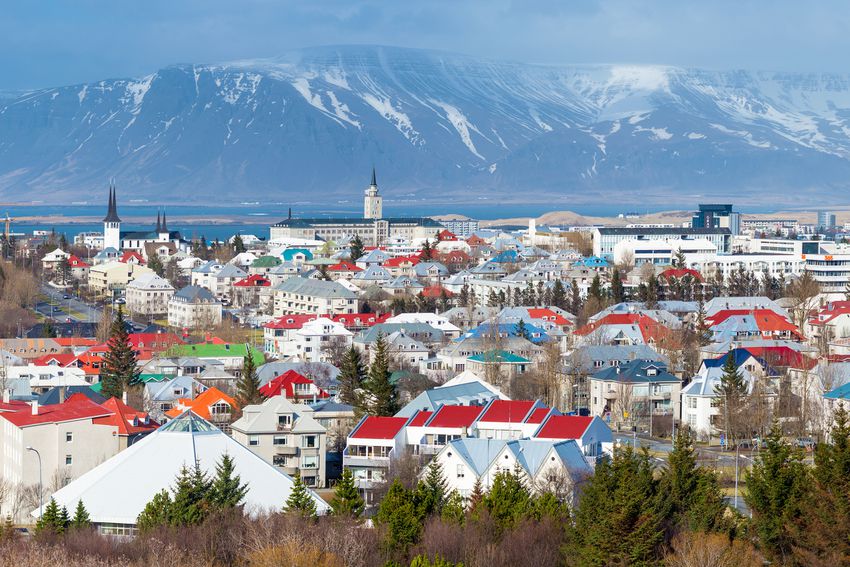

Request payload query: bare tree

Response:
[788,271,821,338]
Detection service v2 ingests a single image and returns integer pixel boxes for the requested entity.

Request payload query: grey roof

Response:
[215,264,247,279]
[192,261,224,274]
[354,265,392,281]
[447,438,591,477]
[384,276,424,289]
[272,217,442,228]
[173,285,218,303]
[596,227,731,235]
[413,262,449,277]
[38,387,106,406]
[232,397,325,434]
[569,345,669,372]
[273,276,357,299]
[257,361,340,387]
[395,381,499,418]
[103,185,121,223]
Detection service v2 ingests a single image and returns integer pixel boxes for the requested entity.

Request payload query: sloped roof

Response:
[349,416,407,440]
[1,394,111,427]
[38,411,329,523]
[425,404,484,428]
[407,410,433,427]
[477,400,538,423]
[534,415,593,440]
[259,370,329,399]
[165,387,236,420]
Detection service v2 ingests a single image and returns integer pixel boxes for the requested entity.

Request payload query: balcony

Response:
[416,444,445,456]
[278,465,298,476]
[274,446,297,456]
[343,446,393,469]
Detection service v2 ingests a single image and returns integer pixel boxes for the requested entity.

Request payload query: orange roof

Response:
[659,268,702,281]
[421,285,453,298]
[527,308,571,326]
[328,261,363,272]
[93,397,159,436]
[382,255,420,268]
[165,387,235,420]
[574,313,678,346]
[53,338,99,348]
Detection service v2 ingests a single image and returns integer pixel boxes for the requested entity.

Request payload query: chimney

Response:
[31,401,38,416]
[2,390,8,404]
[122,391,128,405]
[59,386,66,404]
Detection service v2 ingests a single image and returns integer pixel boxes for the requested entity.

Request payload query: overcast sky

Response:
[3,0,849,90]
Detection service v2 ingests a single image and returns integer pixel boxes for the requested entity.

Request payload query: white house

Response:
[125,274,175,317]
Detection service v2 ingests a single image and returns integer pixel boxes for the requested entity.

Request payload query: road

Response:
[37,283,103,323]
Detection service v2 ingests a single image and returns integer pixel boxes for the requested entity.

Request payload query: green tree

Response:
[99,306,140,400]
[365,333,398,416]
[661,427,727,534]
[421,239,434,261]
[285,472,317,518]
[611,267,625,304]
[235,349,264,407]
[714,354,748,447]
[208,454,248,510]
[484,467,532,530]
[136,489,172,533]
[147,253,164,277]
[589,274,603,302]
[349,235,365,262]
[792,403,850,565]
[169,463,211,527]
[330,468,364,518]
[376,479,422,552]
[232,234,246,253]
[567,447,665,566]
[57,256,72,284]
[70,500,91,529]
[569,280,583,317]
[420,460,449,515]
[36,498,65,535]
[41,318,56,338]
[441,490,466,525]
[409,555,463,567]
[552,279,567,309]
[745,423,809,563]
[338,346,366,409]
[515,318,531,341]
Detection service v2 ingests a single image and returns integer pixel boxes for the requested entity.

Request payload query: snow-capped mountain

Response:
[3,45,850,206]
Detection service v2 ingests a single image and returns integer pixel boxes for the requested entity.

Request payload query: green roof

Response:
[468,350,530,364]
[90,373,171,393]
[171,343,264,365]
[252,256,282,267]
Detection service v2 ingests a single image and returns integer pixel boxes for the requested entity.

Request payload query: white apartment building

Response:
[88,261,154,296]
[276,318,353,363]
[231,397,328,488]
[272,276,358,317]
[125,274,175,317]
[167,286,222,329]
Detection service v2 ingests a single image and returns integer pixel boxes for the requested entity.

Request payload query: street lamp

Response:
[26,446,42,519]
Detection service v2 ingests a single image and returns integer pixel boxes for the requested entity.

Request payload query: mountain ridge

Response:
[3,45,850,205]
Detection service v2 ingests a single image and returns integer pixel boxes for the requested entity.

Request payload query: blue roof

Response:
[395,382,498,418]
[825,382,850,400]
[464,322,550,344]
[281,248,314,261]
[703,348,779,377]
[574,255,609,268]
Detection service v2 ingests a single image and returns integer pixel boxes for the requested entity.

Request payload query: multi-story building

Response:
[87,261,154,297]
[125,274,175,317]
[588,360,681,427]
[231,396,327,488]
[272,276,358,316]
[691,204,741,235]
[592,227,731,260]
[818,211,837,230]
[167,286,222,329]
[439,218,480,238]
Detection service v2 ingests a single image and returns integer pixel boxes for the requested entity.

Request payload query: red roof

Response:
[421,285,453,298]
[350,416,408,440]
[478,400,538,423]
[525,407,553,424]
[426,405,484,428]
[67,255,90,268]
[93,397,159,436]
[328,261,363,272]
[1,394,112,427]
[31,353,78,366]
[659,268,702,282]
[382,255,420,268]
[535,415,594,440]
[437,229,458,241]
[527,308,572,326]
[264,314,319,330]
[119,250,145,264]
[707,309,799,335]
[575,313,677,345]
[259,370,330,399]
[466,235,486,246]
[809,301,850,326]
[743,346,816,370]
[233,274,271,287]
[53,338,99,348]
[128,333,184,351]
[407,410,433,427]
[332,312,391,328]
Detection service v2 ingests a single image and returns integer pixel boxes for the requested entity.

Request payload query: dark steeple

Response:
[103,182,121,223]
[160,209,168,233]
[370,167,377,187]
[155,210,161,232]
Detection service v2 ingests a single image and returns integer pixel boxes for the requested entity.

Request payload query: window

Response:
[456,464,465,478]
[273,454,288,467]
[248,435,259,446]
[66,432,73,443]
[65,455,73,466]
[301,455,319,469]
[273,435,287,445]
[278,415,292,428]
[303,435,317,448]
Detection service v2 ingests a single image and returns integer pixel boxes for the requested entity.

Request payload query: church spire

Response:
[155,210,161,233]
[161,209,168,233]
[371,166,377,187]
[103,181,121,223]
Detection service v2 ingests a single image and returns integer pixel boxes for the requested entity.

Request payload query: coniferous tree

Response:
[232,234,246,253]
[330,468,364,518]
[661,427,727,534]
[714,354,748,447]
[71,500,91,529]
[235,348,264,407]
[484,467,532,530]
[441,490,466,525]
[376,479,422,552]
[147,253,164,277]
[338,346,365,408]
[516,318,531,341]
[567,447,665,565]
[136,489,172,533]
[365,333,398,416]
[745,423,808,563]
[169,463,211,527]
[208,454,248,510]
[551,279,567,310]
[420,239,434,261]
[285,472,317,518]
[420,460,449,515]
[41,318,56,339]
[589,274,603,303]
[36,498,65,535]
[58,505,70,531]
[569,280,583,316]
[57,256,72,284]
[611,267,625,304]
[349,235,365,262]
[100,306,139,400]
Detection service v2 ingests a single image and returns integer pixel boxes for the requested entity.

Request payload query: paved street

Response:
[37,283,102,323]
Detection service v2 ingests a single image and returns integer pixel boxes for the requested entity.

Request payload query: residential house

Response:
[259,370,330,402]
[589,360,681,426]
[88,261,154,297]
[167,286,222,329]
[125,274,175,317]
[533,415,613,458]
[164,386,236,432]
[272,276,359,316]
[343,415,408,499]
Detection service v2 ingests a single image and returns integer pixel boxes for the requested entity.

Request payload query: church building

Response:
[101,183,187,256]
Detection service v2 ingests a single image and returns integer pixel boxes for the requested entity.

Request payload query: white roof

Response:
[441,370,509,399]
[37,411,329,524]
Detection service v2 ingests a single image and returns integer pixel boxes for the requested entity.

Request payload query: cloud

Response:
[1,0,850,90]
